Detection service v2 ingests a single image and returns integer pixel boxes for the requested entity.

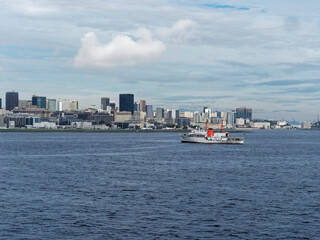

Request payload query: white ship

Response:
[180,123,244,144]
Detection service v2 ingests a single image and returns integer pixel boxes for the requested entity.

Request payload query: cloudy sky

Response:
[1,0,320,121]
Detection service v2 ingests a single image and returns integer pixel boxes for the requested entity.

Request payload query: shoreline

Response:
[0,129,251,133]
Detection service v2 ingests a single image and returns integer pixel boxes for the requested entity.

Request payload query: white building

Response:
[58,99,79,111]
[301,122,312,130]
[115,111,132,122]
[236,118,246,127]
[71,122,92,129]
[33,122,57,129]
[180,111,194,119]
[253,122,271,129]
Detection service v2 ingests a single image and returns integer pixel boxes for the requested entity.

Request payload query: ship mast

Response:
[205,120,209,137]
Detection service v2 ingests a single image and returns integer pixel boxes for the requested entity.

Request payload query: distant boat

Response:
[180,122,244,144]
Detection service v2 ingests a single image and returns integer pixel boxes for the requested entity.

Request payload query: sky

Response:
[1,0,320,121]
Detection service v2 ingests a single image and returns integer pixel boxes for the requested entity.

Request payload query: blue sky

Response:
[1,0,320,121]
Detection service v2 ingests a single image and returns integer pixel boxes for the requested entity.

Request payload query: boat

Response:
[180,122,244,144]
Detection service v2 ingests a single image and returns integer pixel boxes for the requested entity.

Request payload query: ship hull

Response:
[180,136,244,144]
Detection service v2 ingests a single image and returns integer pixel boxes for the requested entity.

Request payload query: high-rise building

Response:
[134,102,140,112]
[32,95,47,109]
[58,99,79,111]
[171,109,179,119]
[110,101,116,114]
[0,98,2,109]
[119,94,134,114]
[101,97,110,110]
[6,91,19,111]
[156,108,164,121]
[18,100,32,109]
[164,109,170,119]
[236,107,252,120]
[146,105,153,118]
[203,106,211,119]
[140,100,146,112]
[194,112,201,123]
[47,99,57,112]
[69,100,79,111]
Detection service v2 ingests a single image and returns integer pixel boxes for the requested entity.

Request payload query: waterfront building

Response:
[13,107,51,119]
[101,97,110,110]
[4,113,41,128]
[146,105,153,118]
[6,91,19,111]
[47,99,57,112]
[0,98,2,109]
[0,114,5,127]
[140,100,146,112]
[301,122,312,130]
[253,122,271,129]
[236,107,252,121]
[114,111,132,122]
[236,118,247,127]
[87,113,114,125]
[119,94,134,114]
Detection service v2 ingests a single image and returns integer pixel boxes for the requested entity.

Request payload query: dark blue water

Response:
[0,130,319,239]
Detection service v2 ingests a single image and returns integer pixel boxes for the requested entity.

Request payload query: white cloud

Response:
[157,19,196,43]
[74,30,166,68]
[73,19,195,69]
[2,0,57,16]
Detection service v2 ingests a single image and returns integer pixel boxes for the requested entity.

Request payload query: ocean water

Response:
[0,130,319,239]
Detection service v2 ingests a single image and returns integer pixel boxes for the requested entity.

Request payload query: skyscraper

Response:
[58,99,79,111]
[134,102,140,112]
[18,100,32,109]
[236,107,252,120]
[109,101,116,114]
[146,105,153,118]
[6,91,19,110]
[0,98,2,109]
[101,97,110,110]
[32,95,47,108]
[171,109,179,119]
[156,108,164,121]
[119,94,134,114]
[140,100,146,112]
[47,98,57,112]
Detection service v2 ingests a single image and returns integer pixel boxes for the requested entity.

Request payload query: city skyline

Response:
[1,1,320,121]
